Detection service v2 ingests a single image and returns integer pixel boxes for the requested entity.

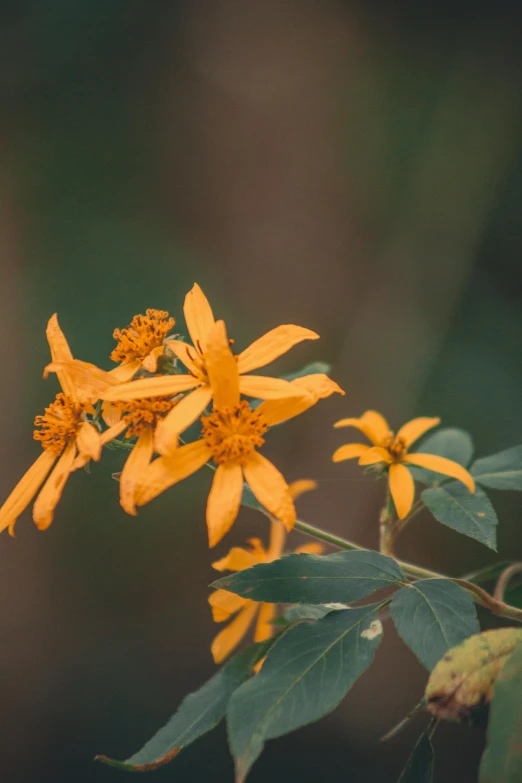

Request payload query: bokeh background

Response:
[1,2,522,781]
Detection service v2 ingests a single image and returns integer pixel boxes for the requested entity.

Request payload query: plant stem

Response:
[493,563,522,602]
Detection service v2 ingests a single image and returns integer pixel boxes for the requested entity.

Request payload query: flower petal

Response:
[333,410,390,446]
[267,518,286,560]
[32,439,77,530]
[239,375,312,401]
[0,450,57,535]
[396,417,441,448]
[184,283,215,352]
[358,446,392,465]
[288,479,317,500]
[212,546,262,572]
[208,589,250,622]
[294,542,324,555]
[101,401,121,427]
[389,463,415,519]
[109,360,142,382]
[70,420,127,472]
[76,421,102,462]
[403,454,475,492]
[204,320,240,409]
[257,374,343,427]
[44,359,120,400]
[135,440,211,506]
[101,374,199,401]
[154,386,213,456]
[211,603,258,664]
[141,345,165,373]
[237,325,319,375]
[332,444,370,462]
[206,461,244,548]
[119,428,155,515]
[243,452,296,531]
[254,602,276,643]
[165,339,202,376]
[46,314,76,399]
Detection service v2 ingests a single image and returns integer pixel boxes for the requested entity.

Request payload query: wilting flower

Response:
[0,316,123,535]
[110,308,176,376]
[101,283,320,455]
[332,410,475,519]
[209,481,323,663]
[133,321,344,546]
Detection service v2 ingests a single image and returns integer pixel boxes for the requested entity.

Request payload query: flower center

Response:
[115,396,178,438]
[382,432,407,461]
[33,393,87,453]
[111,309,175,364]
[201,402,268,465]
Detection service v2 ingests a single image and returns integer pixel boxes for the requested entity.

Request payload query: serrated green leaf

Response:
[391,579,480,671]
[397,730,435,783]
[96,642,269,772]
[480,642,522,782]
[227,604,384,783]
[471,445,522,491]
[422,483,497,550]
[282,603,346,623]
[410,428,473,485]
[212,550,407,605]
[280,361,332,382]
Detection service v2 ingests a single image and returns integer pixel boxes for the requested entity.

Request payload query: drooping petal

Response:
[208,590,250,622]
[204,320,240,409]
[237,325,319,375]
[396,417,441,448]
[288,478,317,500]
[184,283,215,352]
[403,454,475,492]
[44,359,120,400]
[101,374,199,401]
[243,452,296,531]
[389,463,415,519]
[212,546,262,572]
[101,401,121,427]
[239,375,312,401]
[257,373,343,427]
[0,450,57,535]
[46,314,76,400]
[254,602,277,643]
[332,443,370,462]
[76,421,102,462]
[358,446,392,465]
[141,345,166,373]
[267,518,286,560]
[333,410,390,446]
[294,542,325,555]
[154,386,213,456]
[165,339,202,376]
[134,440,211,506]
[119,428,155,515]
[70,420,127,472]
[32,439,77,530]
[211,603,258,664]
[206,461,244,548]
[109,360,142,382]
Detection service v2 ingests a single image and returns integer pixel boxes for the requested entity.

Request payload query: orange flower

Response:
[0,316,123,535]
[133,321,343,546]
[110,308,176,376]
[332,410,475,519]
[209,481,323,664]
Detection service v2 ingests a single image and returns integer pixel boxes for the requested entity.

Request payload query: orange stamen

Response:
[201,402,268,465]
[33,393,87,453]
[111,309,175,364]
[115,396,179,438]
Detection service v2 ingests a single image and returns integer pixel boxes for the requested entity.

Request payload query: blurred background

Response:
[1,1,522,781]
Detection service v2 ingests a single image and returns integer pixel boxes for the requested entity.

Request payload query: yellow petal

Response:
[333,410,390,446]
[294,542,324,555]
[119,428,155,515]
[239,375,312,401]
[109,360,142,382]
[254,602,276,643]
[154,386,213,456]
[44,359,120,400]
[396,417,441,448]
[204,320,240,409]
[165,339,202,376]
[101,374,199,401]
[135,440,211,506]
[243,452,296,531]
[212,546,262,572]
[101,401,121,427]
[358,446,392,465]
[403,454,475,493]
[288,478,317,500]
[237,325,319,375]
[46,314,76,400]
[141,345,165,373]
[389,463,415,519]
[70,420,127,473]
[184,283,215,352]
[206,461,244,548]
[211,603,258,664]
[0,450,57,535]
[208,589,250,622]
[76,421,102,462]
[257,374,343,427]
[267,518,287,560]
[332,443,370,462]
[32,439,77,530]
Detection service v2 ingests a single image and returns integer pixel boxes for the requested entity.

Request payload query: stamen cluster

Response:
[111,309,175,364]
[201,401,268,465]
[33,393,85,453]
[382,433,408,461]
[115,397,178,438]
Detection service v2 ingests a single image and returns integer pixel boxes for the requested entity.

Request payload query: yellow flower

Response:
[209,481,323,664]
[332,410,475,519]
[110,308,176,376]
[133,321,344,546]
[100,283,320,455]
[0,315,123,535]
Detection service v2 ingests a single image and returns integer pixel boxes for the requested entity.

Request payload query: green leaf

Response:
[422,483,497,550]
[95,642,268,772]
[391,579,480,671]
[280,361,332,382]
[397,730,435,783]
[410,428,473,485]
[212,550,407,605]
[480,642,522,782]
[240,483,265,514]
[227,604,384,783]
[282,603,346,623]
[471,445,522,491]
